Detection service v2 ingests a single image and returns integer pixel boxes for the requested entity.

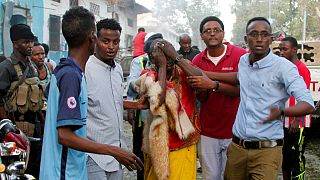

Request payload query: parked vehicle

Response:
[0,119,35,180]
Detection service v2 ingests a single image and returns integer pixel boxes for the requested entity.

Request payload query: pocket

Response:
[17,84,29,114]
[29,84,40,112]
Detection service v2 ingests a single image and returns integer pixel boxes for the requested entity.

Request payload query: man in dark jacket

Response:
[177,34,200,61]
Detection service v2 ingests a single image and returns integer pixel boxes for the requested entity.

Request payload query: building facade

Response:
[0,0,148,61]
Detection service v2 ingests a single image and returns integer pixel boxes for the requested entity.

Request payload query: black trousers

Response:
[133,110,144,180]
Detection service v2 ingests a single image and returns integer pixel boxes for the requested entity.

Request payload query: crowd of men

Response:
[0,5,316,180]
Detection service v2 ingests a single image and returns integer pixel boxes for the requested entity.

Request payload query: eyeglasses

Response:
[247,31,272,39]
[202,28,223,35]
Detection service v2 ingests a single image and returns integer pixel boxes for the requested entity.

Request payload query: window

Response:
[90,2,100,16]
[70,0,78,7]
[126,34,133,50]
[127,18,133,27]
[49,15,61,51]
[10,15,26,25]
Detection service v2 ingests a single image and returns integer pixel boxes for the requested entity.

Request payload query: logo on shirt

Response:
[67,97,77,109]
[222,67,234,71]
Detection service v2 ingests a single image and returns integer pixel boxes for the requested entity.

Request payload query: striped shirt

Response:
[85,55,127,172]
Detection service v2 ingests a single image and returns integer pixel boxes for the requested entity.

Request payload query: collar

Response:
[91,55,116,69]
[201,42,232,61]
[66,56,83,72]
[178,48,192,54]
[10,53,28,65]
[247,49,275,68]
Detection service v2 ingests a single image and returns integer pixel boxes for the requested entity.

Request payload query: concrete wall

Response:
[0,0,44,56]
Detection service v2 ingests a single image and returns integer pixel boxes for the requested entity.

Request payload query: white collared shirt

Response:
[85,55,127,172]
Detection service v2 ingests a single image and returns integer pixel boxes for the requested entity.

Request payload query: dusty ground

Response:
[122,119,320,180]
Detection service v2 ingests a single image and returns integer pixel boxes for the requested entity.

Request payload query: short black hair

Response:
[97,18,122,37]
[41,43,50,55]
[138,27,145,32]
[281,36,298,48]
[33,42,42,47]
[246,17,271,33]
[199,16,224,33]
[62,6,95,48]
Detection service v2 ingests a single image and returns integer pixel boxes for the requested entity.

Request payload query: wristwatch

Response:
[174,55,183,64]
[212,81,220,92]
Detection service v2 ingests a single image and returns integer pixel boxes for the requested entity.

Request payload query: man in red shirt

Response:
[191,16,246,180]
[133,27,147,58]
[279,36,311,180]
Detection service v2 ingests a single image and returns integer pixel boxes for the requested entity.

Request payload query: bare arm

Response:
[188,72,240,97]
[58,127,143,171]
[155,40,202,76]
[0,106,8,119]
[175,58,202,76]
[123,99,149,110]
[204,71,239,85]
[264,101,314,123]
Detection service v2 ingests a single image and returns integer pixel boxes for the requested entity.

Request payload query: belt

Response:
[232,136,283,149]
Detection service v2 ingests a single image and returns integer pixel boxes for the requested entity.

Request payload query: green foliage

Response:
[231,0,320,44]
[153,0,220,45]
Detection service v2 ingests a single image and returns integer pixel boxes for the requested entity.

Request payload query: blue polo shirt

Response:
[40,57,88,180]
[233,51,314,141]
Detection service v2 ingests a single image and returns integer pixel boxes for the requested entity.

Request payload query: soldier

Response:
[0,24,44,179]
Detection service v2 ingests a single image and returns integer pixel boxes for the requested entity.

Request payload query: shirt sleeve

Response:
[56,70,83,129]
[298,64,311,89]
[0,62,12,106]
[282,62,314,107]
[127,57,143,98]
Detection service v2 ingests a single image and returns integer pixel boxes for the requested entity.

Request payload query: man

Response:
[31,43,52,91]
[0,23,43,179]
[139,38,201,180]
[279,36,311,180]
[191,16,246,180]
[188,17,314,180]
[126,32,161,180]
[40,7,143,180]
[41,43,57,70]
[85,18,147,179]
[177,34,200,61]
[133,27,147,58]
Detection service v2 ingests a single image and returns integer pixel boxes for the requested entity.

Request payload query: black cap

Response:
[10,24,35,41]
[144,33,163,54]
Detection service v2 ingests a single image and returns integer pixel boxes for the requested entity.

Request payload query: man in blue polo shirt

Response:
[39,7,143,180]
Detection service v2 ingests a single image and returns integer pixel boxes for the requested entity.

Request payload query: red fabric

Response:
[192,42,247,139]
[133,32,147,57]
[140,68,200,150]
[286,60,311,127]
[168,69,200,150]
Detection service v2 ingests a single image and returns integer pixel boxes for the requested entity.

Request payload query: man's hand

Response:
[136,95,149,109]
[112,147,144,171]
[187,72,216,90]
[156,39,179,62]
[152,45,167,68]
[127,109,134,125]
[263,107,282,124]
[289,118,300,134]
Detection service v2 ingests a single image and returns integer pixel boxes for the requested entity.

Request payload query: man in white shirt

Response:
[85,18,146,179]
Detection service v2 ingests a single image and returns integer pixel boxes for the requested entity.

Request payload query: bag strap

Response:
[6,57,30,98]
